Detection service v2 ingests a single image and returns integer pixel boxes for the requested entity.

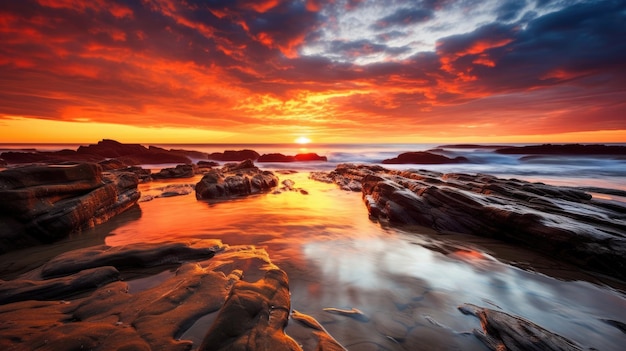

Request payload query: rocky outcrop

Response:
[459,304,586,351]
[199,269,301,350]
[258,153,327,162]
[0,139,194,166]
[151,164,198,179]
[495,143,626,155]
[0,241,345,351]
[208,149,260,161]
[382,151,469,164]
[196,160,279,200]
[312,164,626,280]
[0,163,140,254]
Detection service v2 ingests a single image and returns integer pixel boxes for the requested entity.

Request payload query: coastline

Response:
[1,141,626,350]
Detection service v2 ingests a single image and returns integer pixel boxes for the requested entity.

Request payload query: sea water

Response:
[1,143,625,350]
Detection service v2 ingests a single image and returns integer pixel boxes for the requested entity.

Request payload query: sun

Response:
[294,136,311,144]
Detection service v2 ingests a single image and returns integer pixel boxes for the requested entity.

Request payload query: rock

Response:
[151,164,197,179]
[294,153,327,162]
[382,151,469,164]
[77,139,147,158]
[139,184,195,202]
[0,163,140,254]
[0,241,345,351]
[258,153,327,162]
[40,240,224,278]
[495,143,626,155]
[312,164,626,280]
[1,140,193,166]
[196,160,279,200]
[258,153,296,162]
[197,160,219,168]
[0,266,120,304]
[208,149,260,161]
[198,269,301,350]
[119,166,152,182]
[459,304,586,350]
[0,149,102,164]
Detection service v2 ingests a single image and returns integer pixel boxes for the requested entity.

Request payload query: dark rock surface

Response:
[151,164,198,179]
[459,304,586,351]
[196,160,279,200]
[0,241,345,351]
[1,139,194,166]
[199,269,301,350]
[495,143,626,155]
[197,160,219,168]
[258,153,327,162]
[0,163,140,254]
[208,149,260,161]
[382,151,469,164]
[311,164,626,280]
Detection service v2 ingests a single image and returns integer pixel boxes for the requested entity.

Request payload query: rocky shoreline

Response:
[310,164,626,281]
[1,141,625,350]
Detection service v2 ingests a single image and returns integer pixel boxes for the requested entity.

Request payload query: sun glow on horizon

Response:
[295,136,311,144]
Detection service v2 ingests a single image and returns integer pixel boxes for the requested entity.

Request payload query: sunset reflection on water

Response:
[101,171,626,351]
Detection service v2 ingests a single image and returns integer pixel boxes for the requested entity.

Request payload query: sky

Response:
[1,0,625,144]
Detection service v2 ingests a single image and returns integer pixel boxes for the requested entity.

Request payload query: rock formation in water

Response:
[0,139,195,166]
[382,151,469,164]
[0,240,345,351]
[311,164,626,281]
[151,164,198,179]
[207,149,260,161]
[0,163,140,254]
[258,153,328,162]
[196,160,279,200]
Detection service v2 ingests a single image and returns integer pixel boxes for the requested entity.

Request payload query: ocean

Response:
[1,142,625,350]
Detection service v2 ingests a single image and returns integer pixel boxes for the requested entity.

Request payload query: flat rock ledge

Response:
[196,160,279,200]
[311,164,626,281]
[0,163,140,254]
[0,240,345,351]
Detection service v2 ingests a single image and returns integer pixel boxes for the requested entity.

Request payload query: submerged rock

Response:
[312,164,626,280]
[195,160,279,200]
[0,163,140,254]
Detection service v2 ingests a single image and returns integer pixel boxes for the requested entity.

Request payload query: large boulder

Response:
[312,164,626,281]
[0,163,140,253]
[196,160,279,200]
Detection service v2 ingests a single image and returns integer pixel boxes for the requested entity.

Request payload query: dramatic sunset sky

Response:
[1,0,625,143]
